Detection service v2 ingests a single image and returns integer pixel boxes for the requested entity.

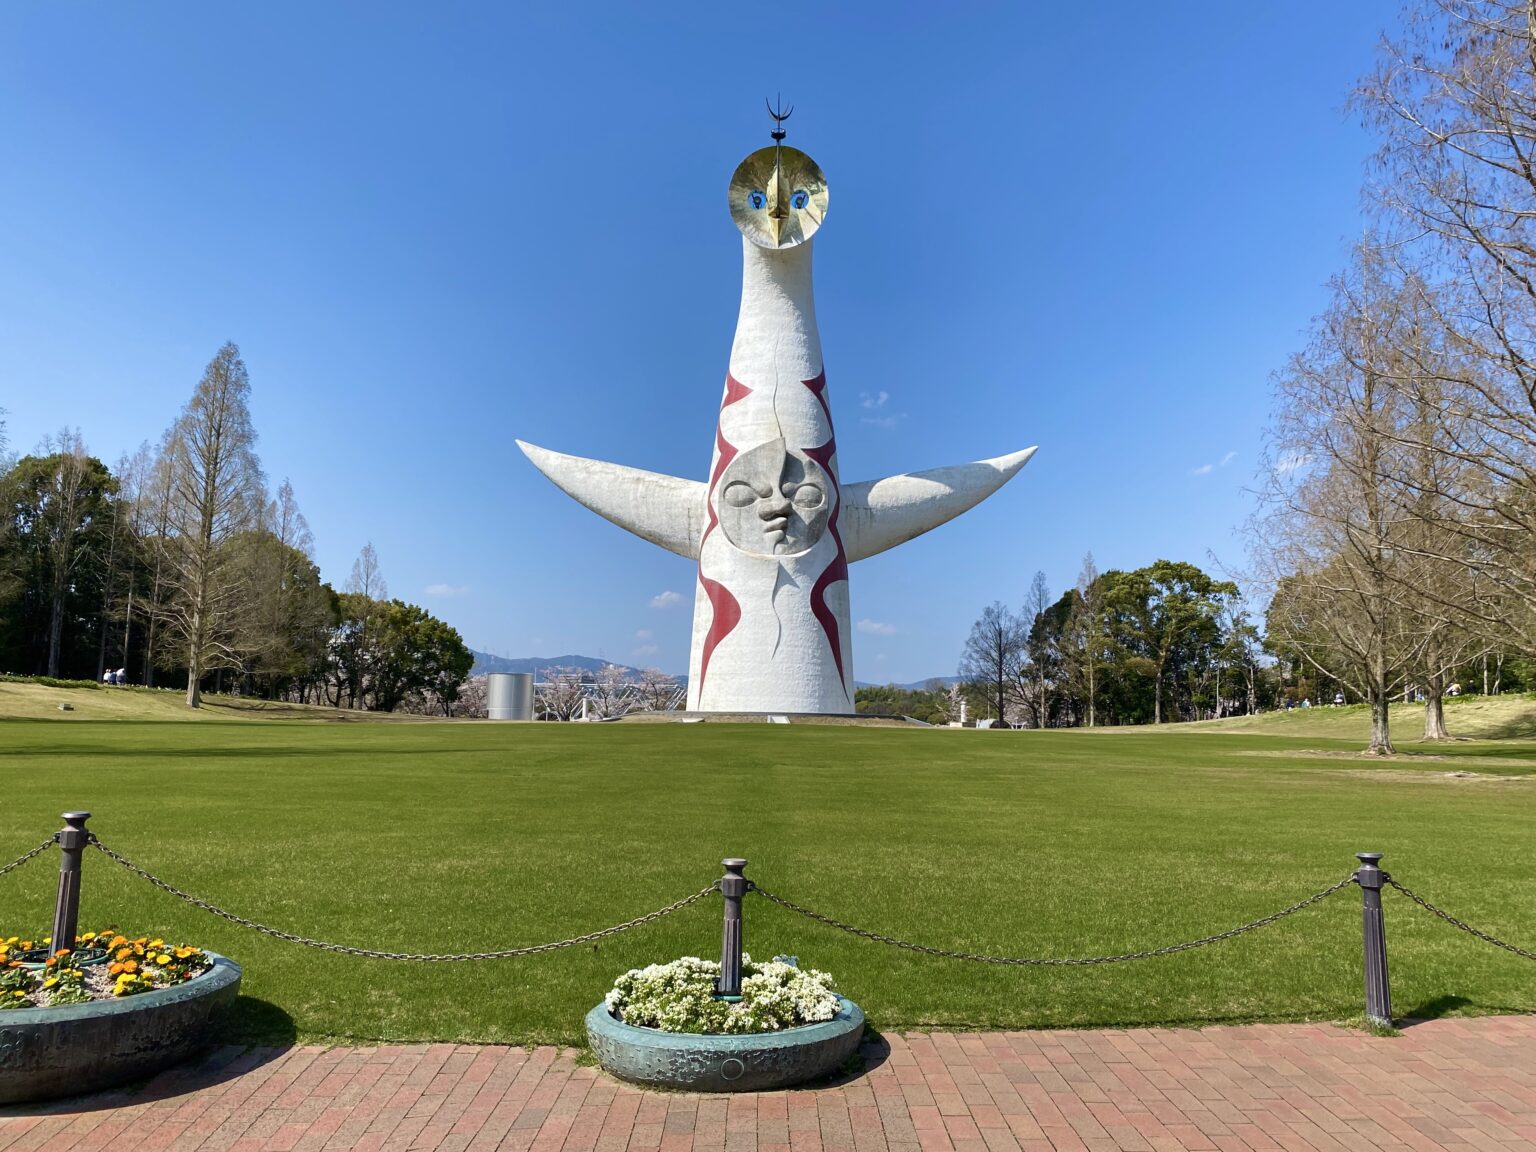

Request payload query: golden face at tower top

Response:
[728,145,829,249]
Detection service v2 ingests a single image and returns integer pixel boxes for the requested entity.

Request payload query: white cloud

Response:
[859,390,890,410]
[634,629,653,641]
[857,619,897,636]
[632,644,659,658]
[650,590,684,609]
[1190,450,1237,478]
[860,414,901,431]
[424,583,470,598]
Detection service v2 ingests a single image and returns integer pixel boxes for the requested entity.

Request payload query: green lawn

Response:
[1,700,1533,1046]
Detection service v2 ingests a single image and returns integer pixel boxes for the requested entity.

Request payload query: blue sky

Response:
[0,3,1394,683]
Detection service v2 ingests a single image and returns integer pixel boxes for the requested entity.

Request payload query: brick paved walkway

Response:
[3,1017,1535,1151]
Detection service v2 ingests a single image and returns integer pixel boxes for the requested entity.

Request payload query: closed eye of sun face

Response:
[723,480,764,508]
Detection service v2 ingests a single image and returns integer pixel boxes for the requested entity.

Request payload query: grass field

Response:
[1,685,1533,1046]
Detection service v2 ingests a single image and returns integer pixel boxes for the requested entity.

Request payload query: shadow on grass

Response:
[1395,993,1530,1026]
[221,994,301,1046]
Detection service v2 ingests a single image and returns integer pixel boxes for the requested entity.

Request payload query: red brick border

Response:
[3,1017,1534,1151]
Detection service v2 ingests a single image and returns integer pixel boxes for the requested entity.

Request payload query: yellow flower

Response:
[10,991,23,999]
[173,946,195,960]
[42,977,57,989]
[155,954,171,966]
[80,932,96,942]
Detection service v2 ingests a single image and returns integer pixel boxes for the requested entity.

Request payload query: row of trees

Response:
[955,558,1258,728]
[0,345,472,712]
[1253,0,1536,753]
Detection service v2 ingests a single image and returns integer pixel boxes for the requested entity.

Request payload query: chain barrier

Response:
[0,835,57,879]
[87,835,718,961]
[1385,876,1536,962]
[747,874,1359,966]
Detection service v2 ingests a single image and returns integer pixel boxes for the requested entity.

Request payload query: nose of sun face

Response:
[766,158,791,244]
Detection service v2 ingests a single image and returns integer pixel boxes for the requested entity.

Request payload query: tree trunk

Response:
[1422,690,1448,741]
[185,604,203,708]
[46,567,68,677]
[1086,659,1095,728]
[1154,668,1163,725]
[1366,662,1394,755]
[120,585,134,683]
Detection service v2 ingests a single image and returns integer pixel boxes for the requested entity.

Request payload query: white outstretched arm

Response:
[841,447,1037,562]
[517,440,709,560]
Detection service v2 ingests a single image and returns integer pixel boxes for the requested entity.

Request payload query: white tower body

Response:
[689,238,848,711]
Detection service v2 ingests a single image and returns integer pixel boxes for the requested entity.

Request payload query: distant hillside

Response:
[856,676,962,691]
[469,652,661,680]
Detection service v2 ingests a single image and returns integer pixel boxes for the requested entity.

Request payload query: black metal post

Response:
[1355,851,1393,1027]
[717,858,747,999]
[50,812,91,955]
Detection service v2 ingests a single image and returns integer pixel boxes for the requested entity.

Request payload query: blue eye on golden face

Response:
[749,190,767,210]
[791,189,809,210]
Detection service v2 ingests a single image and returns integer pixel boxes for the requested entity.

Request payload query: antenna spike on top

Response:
[767,93,792,142]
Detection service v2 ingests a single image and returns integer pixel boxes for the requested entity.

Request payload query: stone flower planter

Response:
[586,996,865,1092]
[0,952,240,1105]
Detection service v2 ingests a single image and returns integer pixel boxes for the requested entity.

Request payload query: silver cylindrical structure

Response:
[487,673,534,721]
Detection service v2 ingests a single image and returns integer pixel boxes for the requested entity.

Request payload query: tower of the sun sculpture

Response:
[518,107,1035,713]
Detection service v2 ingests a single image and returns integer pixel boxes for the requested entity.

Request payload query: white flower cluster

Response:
[605,953,840,1034]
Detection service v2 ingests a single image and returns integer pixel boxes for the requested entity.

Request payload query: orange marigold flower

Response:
[115,948,131,961]
[121,960,138,973]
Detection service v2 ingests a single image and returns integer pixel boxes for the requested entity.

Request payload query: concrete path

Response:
[3,1017,1535,1151]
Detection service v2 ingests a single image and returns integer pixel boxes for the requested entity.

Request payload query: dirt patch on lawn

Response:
[1234,749,1536,779]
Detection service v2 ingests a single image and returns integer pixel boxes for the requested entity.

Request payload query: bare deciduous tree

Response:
[1256,250,1445,754]
[958,602,1023,724]
[161,343,265,708]
[1356,2,1536,653]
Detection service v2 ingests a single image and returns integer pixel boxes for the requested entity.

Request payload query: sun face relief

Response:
[717,439,833,557]
[729,145,829,249]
